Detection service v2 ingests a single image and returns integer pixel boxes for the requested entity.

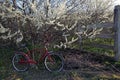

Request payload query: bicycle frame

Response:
[15,47,50,65]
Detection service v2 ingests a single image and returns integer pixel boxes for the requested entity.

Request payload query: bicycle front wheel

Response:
[12,54,29,72]
[44,53,64,72]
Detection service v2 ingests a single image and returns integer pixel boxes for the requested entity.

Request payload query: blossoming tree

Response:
[0,0,114,48]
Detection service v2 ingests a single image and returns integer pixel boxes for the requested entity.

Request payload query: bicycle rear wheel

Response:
[44,53,64,72]
[12,54,29,72]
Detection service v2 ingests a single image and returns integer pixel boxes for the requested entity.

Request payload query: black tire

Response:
[12,54,29,72]
[44,53,64,72]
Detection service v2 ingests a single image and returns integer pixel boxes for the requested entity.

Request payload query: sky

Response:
[0,0,120,6]
[0,0,119,4]
[115,0,120,5]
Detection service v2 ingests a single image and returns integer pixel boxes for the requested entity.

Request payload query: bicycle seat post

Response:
[43,32,52,51]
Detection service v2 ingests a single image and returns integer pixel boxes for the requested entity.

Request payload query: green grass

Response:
[82,38,114,56]
[0,38,117,79]
[83,38,114,45]
[0,48,14,79]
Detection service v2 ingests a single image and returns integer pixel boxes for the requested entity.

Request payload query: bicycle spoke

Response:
[44,54,64,72]
[12,54,29,72]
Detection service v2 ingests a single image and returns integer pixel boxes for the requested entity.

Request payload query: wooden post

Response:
[114,5,120,61]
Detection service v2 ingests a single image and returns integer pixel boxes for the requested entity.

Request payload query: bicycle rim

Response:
[44,54,64,72]
[12,54,29,71]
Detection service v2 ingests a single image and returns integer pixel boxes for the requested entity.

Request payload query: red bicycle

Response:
[12,32,64,72]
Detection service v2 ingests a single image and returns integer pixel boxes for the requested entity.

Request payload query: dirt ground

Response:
[2,49,120,80]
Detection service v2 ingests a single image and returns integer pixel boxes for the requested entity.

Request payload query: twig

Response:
[110,64,120,73]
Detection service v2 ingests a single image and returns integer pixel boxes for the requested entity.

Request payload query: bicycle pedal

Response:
[35,65,38,70]
[30,64,38,69]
